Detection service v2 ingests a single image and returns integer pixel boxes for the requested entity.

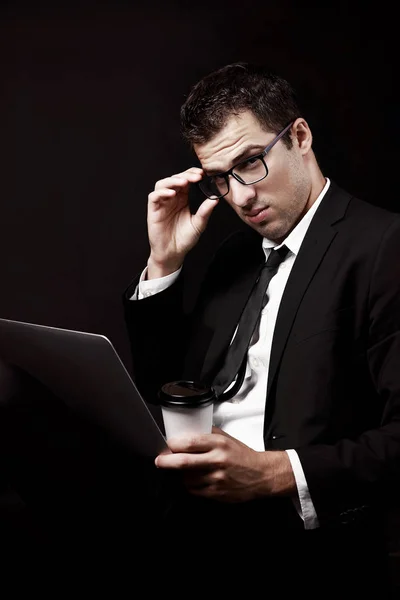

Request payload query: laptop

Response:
[0,317,168,458]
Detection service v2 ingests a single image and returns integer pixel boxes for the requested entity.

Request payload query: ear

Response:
[291,117,312,155]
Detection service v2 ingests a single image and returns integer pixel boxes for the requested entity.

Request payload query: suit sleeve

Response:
[296,217,400,526]
[122,270,189,405]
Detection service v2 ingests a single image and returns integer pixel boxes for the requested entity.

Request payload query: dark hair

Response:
[180,62,303,149]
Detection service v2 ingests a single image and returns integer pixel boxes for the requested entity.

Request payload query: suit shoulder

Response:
[349,196,400,224]
[328,181,400,233]
[347,198,400,249]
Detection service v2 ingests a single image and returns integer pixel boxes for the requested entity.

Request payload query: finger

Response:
[183,467,212,482]
[182,470,213,491]
[181,472,211,496]
[166,432,215,453]
[155,451,211,470]
[155,433,217,470]
[212,425,235,439]
[154,171,203,191]
[182,167,204,176]
[154,176,189,192]
[148,188,177,207]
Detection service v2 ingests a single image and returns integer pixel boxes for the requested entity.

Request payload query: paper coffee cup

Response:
[158,380,215,440]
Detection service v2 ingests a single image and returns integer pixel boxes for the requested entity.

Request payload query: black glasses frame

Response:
[198,121,294,199]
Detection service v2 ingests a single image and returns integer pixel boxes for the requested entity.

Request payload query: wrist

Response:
[264,450,297,497]
[146,256,183,280]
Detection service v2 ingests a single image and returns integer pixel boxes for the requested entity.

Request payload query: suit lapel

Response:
[266,182,352,399]
[266,222,336,398]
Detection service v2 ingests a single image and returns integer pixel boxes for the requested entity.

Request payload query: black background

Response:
[0,0,398,370]
[0,0,399,579]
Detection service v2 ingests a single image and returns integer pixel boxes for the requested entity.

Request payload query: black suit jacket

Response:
[123,181,400,533]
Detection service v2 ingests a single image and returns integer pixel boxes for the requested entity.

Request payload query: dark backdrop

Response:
[0,0,398,368]
[0,0,399,580]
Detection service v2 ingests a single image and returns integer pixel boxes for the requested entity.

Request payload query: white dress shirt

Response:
[132,178,331,529]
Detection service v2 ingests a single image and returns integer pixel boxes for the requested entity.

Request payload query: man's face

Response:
[195,111,316,243]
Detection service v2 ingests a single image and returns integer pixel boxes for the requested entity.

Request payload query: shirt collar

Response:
[262,178,331,257]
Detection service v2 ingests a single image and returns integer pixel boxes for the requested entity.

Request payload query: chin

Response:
[258,221,286,243]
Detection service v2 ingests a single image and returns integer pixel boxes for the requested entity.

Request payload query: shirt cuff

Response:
[285,449,320,530]
[130,266,182,300]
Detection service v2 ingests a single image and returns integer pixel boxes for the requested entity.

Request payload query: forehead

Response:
[194,111,272,171]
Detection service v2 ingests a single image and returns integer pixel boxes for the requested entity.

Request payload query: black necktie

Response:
[213,245,289,401]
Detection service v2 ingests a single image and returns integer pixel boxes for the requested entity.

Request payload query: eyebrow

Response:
[204,144,266,176]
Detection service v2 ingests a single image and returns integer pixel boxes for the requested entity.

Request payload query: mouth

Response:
[244,207,269,224]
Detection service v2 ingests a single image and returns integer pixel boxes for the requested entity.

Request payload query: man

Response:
[123,63,400,594]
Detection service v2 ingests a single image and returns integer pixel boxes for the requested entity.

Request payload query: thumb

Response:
[212,425,234,438]
[192,197,220,233]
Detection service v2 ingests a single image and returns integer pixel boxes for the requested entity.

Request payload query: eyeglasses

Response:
[198,121,294,200]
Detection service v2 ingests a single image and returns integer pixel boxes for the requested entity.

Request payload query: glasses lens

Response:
[233,157,267,184]
[199,175,228,199]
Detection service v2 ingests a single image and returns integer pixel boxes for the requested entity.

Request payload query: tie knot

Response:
[265,244,289,269]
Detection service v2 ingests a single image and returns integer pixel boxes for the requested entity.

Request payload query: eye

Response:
[213,174,226,183]
[242,156,261,170]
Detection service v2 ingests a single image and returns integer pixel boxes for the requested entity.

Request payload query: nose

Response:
[227,177,256,207]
